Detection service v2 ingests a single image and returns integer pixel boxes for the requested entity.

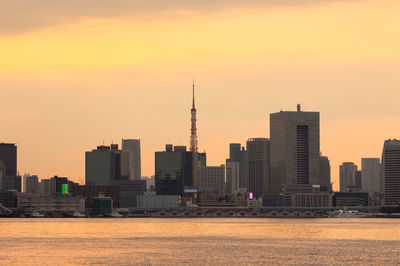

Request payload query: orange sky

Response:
[1,0,400,189]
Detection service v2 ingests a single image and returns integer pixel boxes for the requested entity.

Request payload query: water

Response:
[1,218,399,265]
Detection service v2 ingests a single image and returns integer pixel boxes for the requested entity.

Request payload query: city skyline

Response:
[1,0,400,191]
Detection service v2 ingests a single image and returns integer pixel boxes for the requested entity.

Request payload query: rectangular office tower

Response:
[381,139,400,206]
[361,158,381,197]
[270,107,320,196]
[247,138,270,198]
[340,162,358,192]
[155,145,193,196]
[0,143,17,178]
[122,139,141,180]
[85,145,126,186]
[227,143,248,191]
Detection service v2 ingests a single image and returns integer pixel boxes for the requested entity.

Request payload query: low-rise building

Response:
[17,193,85,216]
[137,192,179,209]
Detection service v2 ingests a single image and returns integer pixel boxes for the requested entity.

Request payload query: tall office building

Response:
[381,139,400,206]
[270,106,320,195]
[339,162,357,192]
[319,155,331,190]
[247,138,270,198]
[0,160,5,191]
[0,143,17,178]
[361,158,381,197]
[226,161,240,195]
[155,145,194,196]
[199,165,225,197]
[227,143,248,191]
[122,139,141,180]
[23,174,39,193]
[86,145,122,186]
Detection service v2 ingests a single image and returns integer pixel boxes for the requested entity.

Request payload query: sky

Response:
[1,0,400,189]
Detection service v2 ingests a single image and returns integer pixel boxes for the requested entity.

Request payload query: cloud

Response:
[0,0,352,35]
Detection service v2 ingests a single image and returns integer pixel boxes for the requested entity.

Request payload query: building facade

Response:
[122,139,141,180]
[0,143,17,177]
[247,138,270,198]
[361,158,381,197]
[340,162,357,192]
[226,161,240,195]
[319,156,331,191]
[227,143,248,191]
[23,174,39,193]
[269,108,320,196]
[198,165,225,197]
[137,192,179,209]
[381,139,400,206]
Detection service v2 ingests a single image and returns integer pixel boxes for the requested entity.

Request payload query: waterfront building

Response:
[333,192,369,207]
[122,139,141,180]
[361,158,381,197]
[340,162,357,192]
[23,174,39,193]
[142,176,155,191]
[71,185,120,208]
[291,192,332,208]
[17,193,85,216]
[269,106,320,196]
[198,165,225,197]
[247,138,270,198]
[381,139,400,206]
[111,179,146,208]
[39,176,77,194]
[0,161,5,191]
[137,192,179,209]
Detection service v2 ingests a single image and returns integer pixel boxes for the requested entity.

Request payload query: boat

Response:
[73,211,86,217]
[31,211,45,217]
[329,209,369,218]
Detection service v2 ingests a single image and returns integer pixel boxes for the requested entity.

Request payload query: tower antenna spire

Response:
[190,78,198,153]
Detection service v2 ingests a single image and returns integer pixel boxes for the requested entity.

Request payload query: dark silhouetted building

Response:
[319,155,331,191]
[340,162,357,192]
[122,139,141,180]
[72,185,120,208]
[381,139,400,206]
[112,179,146,208]
[247,138,270,198]
[0,143,17,177]
[226,143,248,193]
[333,192,369,207]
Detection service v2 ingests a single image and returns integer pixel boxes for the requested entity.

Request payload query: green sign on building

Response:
[62,184,69,195]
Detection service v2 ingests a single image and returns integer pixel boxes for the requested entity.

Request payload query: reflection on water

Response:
[0,218,399,265]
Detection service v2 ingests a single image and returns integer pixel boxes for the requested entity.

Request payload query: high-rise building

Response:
[122,139,141,180]
[85,145,122,186]
[0,160,5,191]
[155,145,194,196]
[269,106,320,196]
[226,161,240,195]
[198,165,225,197]
[319,155,331,191]
[247,138,270,198]
[355,170,362,191]
[23,174,39,193]
[381,139,400,206]
[0,143,17,178]
[340,162,357,192]
[227,143,248,191]
[361,158,381,197]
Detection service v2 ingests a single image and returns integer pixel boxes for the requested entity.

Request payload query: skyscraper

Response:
[122,139,141,180]
[269,106,320,195]
[226,161,240,195]
[361,158,381,197]
[381,139,400,206]
[155,145,194,196]
[0,143,17,178]
[319,155,331,191]
[339,162,357,192]
[227,143,248,191]
[85,145,122,186]
[247,138,270,198]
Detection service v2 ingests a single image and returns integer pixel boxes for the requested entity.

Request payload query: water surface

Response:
[1,218,399,265]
